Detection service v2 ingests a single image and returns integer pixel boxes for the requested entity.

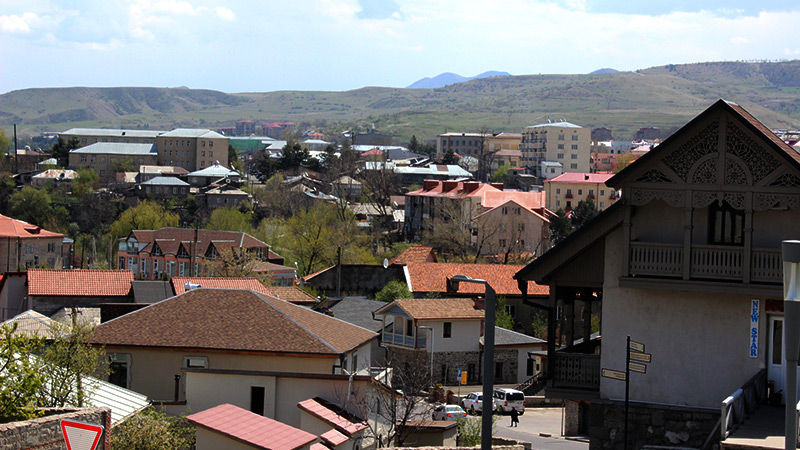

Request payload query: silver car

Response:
[460,391,496,415]
[432,404,467,420]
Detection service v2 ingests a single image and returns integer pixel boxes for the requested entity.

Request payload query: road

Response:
[487,406,589,450]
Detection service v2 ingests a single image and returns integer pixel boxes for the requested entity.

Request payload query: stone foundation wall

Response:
[0,407,111,450]
[588,401,718,450]
[390,348,521,385]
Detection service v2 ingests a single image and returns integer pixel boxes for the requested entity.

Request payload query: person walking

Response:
[510,407,519,427]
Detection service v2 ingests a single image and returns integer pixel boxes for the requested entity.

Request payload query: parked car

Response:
[493,388,525,415]
[432,404,467,420]
[460,391,496,414]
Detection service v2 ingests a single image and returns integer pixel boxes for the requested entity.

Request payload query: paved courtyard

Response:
[493,406,589,450]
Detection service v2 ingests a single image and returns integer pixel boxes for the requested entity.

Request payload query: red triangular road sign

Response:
[60,419,104,450]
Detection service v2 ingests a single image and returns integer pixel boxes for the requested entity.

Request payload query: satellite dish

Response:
[383,258,389,269]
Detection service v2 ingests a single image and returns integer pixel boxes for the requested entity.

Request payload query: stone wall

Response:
[0,407,111,450]
[390,348,521,386]
[588,400,718,450]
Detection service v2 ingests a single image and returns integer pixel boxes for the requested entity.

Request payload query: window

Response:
[558,144,565,150]
[556,188,561,194]
[201,151,205,157]
[578,189,582,195]
[505,304,516,317]
[566,189,572,195]
[201,141,206,147]
[570,163,578,169]
[494,362,503,382]
[108,354,130,389]
[100,157,106,163]
[558,134,565,140]
[26,244,33,254]
[499,239,506,247]
[251,386,265,415]
[571,153,578,159]
[80,155,87,163]
[184,356,208,369]
[443,322,452,338]
[518,223,525,232]
[572,135,578,141]
[47,243,55,252]
[501,207,508,215]
[557,153,564,159]
[708,201,744,245]
[209,141,214,147]
[572,144,578,150]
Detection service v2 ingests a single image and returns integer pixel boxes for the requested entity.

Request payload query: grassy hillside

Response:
[2,61,800,143]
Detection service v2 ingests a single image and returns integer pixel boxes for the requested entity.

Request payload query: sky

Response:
[1,0,799,94]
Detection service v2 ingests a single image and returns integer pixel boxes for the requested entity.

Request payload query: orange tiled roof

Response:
[170,277,273,295]
[28,269,133,297]
[383,298,485,320]
[405,263,549,297]
[389,245,437,265]
[0,215,64,239]
[480,189,545,210]
[89,289,376,355]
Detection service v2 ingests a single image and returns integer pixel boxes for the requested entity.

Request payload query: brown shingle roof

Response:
[89,289,375,355]
[170,277,273,295]
[405,263,549,297]
[379,298,485,320]
[28,269,133,297]
[270,286,317,305]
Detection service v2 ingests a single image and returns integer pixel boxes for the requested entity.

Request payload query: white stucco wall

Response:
[599,228,768,408]
[195,427,262,450]
[418,320,482,353]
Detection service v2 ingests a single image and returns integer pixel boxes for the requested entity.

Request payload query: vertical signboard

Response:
[750,299,759,358]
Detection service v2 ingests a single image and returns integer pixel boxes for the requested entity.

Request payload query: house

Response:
[514,99,798,449]
[189,403,317,450]
[59,128,164,147]
[389,245,437,265]
[471,197,550,262]
[68,143,159,181]
[135,176,190,200]
[137,165,189,182]
[31,169,77,190]
[169,276,273,296]
[188,162,241,187]
[236,120,256,136]
[490,327,547,384]
[402,262,549,335]
[116,227,283,280]
[543,172,619,212]
[520,121,591,178]
[0,309,55,337]
[436,132,485,160]
[88,288,377,410]
[313,297,389,366]
[0,214,71,274]
[196,179,252,210]
[26,269,134,316]
[270,286,317,306]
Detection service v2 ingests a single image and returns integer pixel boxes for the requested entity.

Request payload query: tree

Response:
[490,165,509,184]
[8,187,57,227]
[0,128,10,156]
[441,149,459,165]
[37,318,108,408]
[49,137,80,164]
[375,280,411,302]
[571,199,598,230]
[495,296,514,330]
[422,200,472,261]
[73,168,99,197]
[0,323,44,422]
[614,153,637,173]
[549,208,572,245]
[205,206,253,233]
[112,157,134,173]
[408,135,421,154]
[360,157,400,248]
[110,407,195,450]
[278,143,310,172]
[457,415,497,446]
[108,201,180,239]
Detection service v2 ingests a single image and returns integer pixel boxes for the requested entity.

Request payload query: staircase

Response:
[515,373,547,396]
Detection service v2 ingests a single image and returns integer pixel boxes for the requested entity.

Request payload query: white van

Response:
[493,388,525,415]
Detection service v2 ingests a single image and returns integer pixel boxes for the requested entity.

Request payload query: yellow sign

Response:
[461,371,468,385]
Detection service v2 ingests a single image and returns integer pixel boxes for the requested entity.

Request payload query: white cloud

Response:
[216,6,235,21]
[0,12,40,34]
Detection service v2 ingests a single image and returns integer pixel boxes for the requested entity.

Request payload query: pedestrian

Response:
[510,407,519,427]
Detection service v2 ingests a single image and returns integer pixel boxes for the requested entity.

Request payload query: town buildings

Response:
[543,172,618,212]
[515,99,796,449]
[435,132,484,160]
[69,142,159,181]
[0,215,71,275]
[520,121,591,178]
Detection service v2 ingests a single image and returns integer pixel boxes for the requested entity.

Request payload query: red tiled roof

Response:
[321,429,349,446]
[0,215,64,240]
[405,263,549,297]
[378,298,484,320]
[547,172,614,184]
[389,245,437,265]
[188,403,316,450]
[129,228,278,262]
[297,397,367,435]
[170,277,273,295]
[89,289,376,355]
[28,269,133,297]
[405,181,500,199]
[270,286,317,305]
[480,190,545,210]
[311,443,331,450]
[472,198,549,223]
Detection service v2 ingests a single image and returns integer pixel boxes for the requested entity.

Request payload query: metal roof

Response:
[159,128,225,139]
[60,128,165,138]
[141,176,190,186]
[526,121,582,129]
[188,163,239,177]
[70,142,157,155]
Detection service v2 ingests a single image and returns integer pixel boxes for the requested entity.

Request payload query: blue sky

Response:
[1,0,798,94]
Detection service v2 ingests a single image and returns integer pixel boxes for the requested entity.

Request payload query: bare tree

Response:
[359,153,400,249]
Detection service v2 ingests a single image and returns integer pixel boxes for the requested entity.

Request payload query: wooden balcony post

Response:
[743,194,753,283]
[683,192,693,280]
[582,291,592,346]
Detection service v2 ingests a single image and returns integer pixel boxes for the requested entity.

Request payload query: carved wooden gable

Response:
[613,100,800,210]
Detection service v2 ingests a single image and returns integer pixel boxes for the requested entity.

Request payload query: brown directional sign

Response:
[602,368,627,381]
[629,340,645,353]
[629,351,652,363]
[628,362,647,374]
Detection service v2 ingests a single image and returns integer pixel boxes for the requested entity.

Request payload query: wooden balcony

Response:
[383,331,426,349]
[629,242,781,284]
[548,353,600,399]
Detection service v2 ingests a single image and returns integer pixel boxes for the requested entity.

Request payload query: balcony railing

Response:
[383,331,426,348]
[629,242,781,283]
[553,353,600,390]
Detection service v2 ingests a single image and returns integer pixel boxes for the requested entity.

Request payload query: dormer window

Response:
[152,242,163,256]
[177,244,189,259]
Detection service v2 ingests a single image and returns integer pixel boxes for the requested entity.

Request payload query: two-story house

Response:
[515,100,797,449]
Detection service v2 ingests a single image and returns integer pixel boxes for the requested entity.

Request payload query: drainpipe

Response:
[174,375,181,402]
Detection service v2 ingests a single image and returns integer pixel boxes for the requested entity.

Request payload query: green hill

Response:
[2,61,800,142]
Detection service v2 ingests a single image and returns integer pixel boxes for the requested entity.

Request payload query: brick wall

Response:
[0,407,111,450]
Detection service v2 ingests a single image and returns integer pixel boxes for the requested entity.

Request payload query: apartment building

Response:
[436,132,485,159]
[59,128,165,147]
[520,122,591,178]
[543,172,618,212]
[155,129,228,171]
[69,143,159,181]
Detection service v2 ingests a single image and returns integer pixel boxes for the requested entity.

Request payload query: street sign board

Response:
[602,368,627,381]
[629,340,645,353]
[628,362,647,374]
[629,351,652,363]
[61,419,104,450]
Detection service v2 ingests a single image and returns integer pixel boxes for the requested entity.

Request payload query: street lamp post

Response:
[419,326,434,383]
[451,275,496,450]
[783,240,800,450]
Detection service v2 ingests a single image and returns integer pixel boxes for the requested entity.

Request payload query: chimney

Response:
[463,181,479,192]
[491,183,504,190]
[423,180,438,191]
[472,296,485,310]
[442,181,458,191]
[584,174,590,180]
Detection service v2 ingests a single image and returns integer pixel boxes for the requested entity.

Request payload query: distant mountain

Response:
[406,71,511,89]
[590,68,619,75]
